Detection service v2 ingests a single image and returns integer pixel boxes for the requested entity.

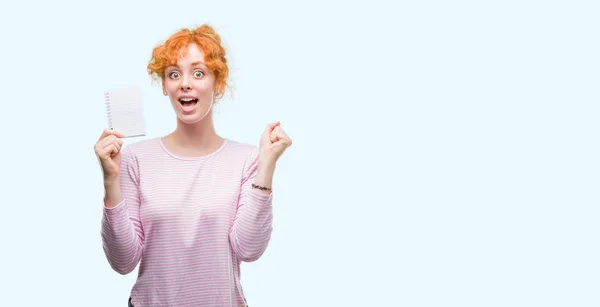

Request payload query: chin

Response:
[177,114,202,124]
[176,111,211,125]
[171,100,213,124]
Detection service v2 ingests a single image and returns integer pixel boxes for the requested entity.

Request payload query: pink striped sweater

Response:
[101,137,273,307]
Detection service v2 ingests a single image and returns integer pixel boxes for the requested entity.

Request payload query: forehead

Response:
[172,43,205,66]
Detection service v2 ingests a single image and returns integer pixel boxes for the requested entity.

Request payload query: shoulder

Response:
[221,139,260,165]
[223,139,257,154]
[121,137,162,158]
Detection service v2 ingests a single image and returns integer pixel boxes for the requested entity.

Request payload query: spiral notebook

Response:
[104,87,146,137]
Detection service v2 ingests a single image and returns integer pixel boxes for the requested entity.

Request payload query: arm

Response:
[100,146,145,274]
[229,148,274,262]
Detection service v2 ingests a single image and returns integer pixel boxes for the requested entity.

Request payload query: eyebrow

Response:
[167,61,206,69]
[166,61,207,74]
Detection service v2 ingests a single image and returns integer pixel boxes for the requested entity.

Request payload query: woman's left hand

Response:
[259,121,292,166]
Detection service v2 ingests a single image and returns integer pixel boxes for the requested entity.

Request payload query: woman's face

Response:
[163,43,216,124]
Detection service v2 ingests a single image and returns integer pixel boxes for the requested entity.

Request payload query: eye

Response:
[194,70,204,78]
[169,71,180,79]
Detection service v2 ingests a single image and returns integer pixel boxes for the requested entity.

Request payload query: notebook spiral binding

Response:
[104,92,113,129]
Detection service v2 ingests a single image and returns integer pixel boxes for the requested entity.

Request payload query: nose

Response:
[180,76,191,91]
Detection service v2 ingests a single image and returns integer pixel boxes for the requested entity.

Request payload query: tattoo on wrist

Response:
[252,183,272,191]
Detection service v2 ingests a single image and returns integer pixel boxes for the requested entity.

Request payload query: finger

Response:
[269,129,279,143]
[278,137,292,147]
[273,126,287,138]
[273,138,291,150]
[264,121,280,135]
[98,129,124,141]
[103,129,125,139]
[98,135,123,149]
[95,136,112,154]
[270,133,280,143]
[266,121,280,130]
[101,139,123,158]
[101,144,118,159]
[270,125,285,142]
[263,122,281,143]
[271,127,290,142]
[273,127,292,146]
[111,139,122,154]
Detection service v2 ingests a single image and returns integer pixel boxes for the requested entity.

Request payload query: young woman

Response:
[94,24,292,307]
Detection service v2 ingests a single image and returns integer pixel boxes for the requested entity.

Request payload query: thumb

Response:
[267,121,280,131]
[262,121,280,141]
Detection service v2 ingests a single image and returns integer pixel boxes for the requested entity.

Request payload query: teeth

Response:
[180,97,196,102]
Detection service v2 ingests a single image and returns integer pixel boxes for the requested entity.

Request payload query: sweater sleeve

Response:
[100,146,145,274]
[229,147,274,262]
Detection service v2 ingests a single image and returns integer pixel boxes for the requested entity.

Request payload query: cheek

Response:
[197,74,216,88]
[196,79,214,91]
[164,79,178,92]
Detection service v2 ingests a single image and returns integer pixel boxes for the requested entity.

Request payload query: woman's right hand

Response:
[94,129,124,183]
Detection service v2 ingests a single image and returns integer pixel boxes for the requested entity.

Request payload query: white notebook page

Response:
[105,88,146,137]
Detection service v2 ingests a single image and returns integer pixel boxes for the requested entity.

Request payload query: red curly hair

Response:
[147,24,230,99]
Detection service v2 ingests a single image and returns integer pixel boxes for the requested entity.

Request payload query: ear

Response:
[214,85,222,99]
[162,79,167,96]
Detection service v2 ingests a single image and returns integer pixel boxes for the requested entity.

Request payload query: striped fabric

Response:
[101,138,273,306]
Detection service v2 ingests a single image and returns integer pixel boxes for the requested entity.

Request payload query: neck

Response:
[169,115,223,152]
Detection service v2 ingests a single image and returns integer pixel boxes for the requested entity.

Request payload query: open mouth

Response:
[179,97,198,106]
